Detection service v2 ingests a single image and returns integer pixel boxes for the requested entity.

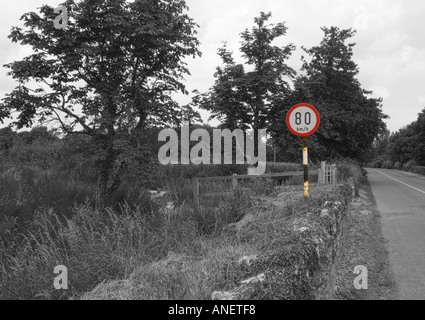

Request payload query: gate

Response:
[318,161,337,184]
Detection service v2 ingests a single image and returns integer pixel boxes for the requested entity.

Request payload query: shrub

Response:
[403,160,417,171]
[410,166,425,176]
[265,162,302,173]
[336,158,366,185]
[371,158,383,168]
[381,160,394,169]
[393,162,402,170]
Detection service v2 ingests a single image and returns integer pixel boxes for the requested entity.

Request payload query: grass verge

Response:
[335,181,399,300]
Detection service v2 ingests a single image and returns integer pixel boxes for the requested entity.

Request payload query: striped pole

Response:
[302,137,309,197]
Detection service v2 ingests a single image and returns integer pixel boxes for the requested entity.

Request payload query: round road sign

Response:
[286,103,320,137]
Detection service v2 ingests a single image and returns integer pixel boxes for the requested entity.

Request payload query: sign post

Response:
[286,103,320,197]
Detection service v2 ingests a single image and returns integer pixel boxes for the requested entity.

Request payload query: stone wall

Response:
[212,183,353,300]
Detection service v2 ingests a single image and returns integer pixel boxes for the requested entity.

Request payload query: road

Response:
[367,168,425,300]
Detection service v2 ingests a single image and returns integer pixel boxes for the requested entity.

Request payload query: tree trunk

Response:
[96,136,122,209]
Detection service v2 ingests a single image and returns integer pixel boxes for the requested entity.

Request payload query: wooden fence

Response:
[195,170,318,198]
[318,161,337,185]
[194,161,337,198]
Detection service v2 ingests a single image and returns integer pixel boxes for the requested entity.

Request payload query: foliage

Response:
[0,179,253,299]
[369,108,425,167]
[270,27,387,162]
[336,158,366,186]
[195,12,295,132]
[0,0,201,203]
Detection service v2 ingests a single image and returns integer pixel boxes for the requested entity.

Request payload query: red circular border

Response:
[286,103,320,137]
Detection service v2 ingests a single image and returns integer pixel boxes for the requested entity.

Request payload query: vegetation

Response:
[0,174,355,300]
[368,108,425,170]
[0,0,394,301]
[194,19,388,163]
[195,12,295,134]
[0,0,201,205]
[0,123,362,300]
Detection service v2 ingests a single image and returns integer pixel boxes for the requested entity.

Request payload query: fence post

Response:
[192,178,200,208]
[320,161,326,184]
[318,169,322,184]
[195,178,199,198]
[232,174,238,189]
[318,168,323,184]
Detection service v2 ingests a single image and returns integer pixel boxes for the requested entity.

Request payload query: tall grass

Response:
[0,158,351,300]
[0,164,95,222]
[0,179,252,299]
[81,182,353,300]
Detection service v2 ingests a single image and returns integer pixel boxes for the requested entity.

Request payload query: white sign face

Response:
[287,105,320,137]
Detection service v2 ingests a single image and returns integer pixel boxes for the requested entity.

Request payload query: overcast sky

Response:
[1,0,424,133]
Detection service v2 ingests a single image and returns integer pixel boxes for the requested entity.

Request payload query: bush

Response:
[393,161,402,170]
[381,160,394,169]
[265,162,302,173]
[371,158,383,168]
[336,159,366,184]
[403,160,417,171]
[410,166,425,176]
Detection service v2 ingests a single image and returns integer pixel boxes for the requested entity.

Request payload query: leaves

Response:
[196,12,295,132]
[276,26,387,161]
[1,0,201,135]
[0,0,202,200]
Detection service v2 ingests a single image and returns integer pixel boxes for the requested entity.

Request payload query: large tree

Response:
[196,12,295,137]
[271,27,388,161]
[300,27,387,160]
[0,0,200,204]
[414,108,425,164]
[382,108,425,165]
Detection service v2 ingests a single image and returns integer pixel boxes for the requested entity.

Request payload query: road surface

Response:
[367,168,425,300]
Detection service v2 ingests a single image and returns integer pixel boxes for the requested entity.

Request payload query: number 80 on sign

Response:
[286,103,320,137]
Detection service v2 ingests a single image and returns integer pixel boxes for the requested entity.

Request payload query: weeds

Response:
[0,159,360,300]
[0,172,253,299]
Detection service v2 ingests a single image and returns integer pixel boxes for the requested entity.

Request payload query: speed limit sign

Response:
[286,103,320,198]
[286,103,320,137]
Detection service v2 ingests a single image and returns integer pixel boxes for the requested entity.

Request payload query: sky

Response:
[1,0,424,133]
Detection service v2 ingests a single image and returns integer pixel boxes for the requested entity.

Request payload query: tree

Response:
[383,108,425,166]
[268,87,327,162]
[387,125,417,164]
[196,12,295,139]
[272,27,387,161]
[366,126,390,164]
[414,108,425,165]
[0,0,200,205]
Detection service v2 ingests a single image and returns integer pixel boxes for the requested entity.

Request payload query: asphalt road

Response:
[367,168,425,300]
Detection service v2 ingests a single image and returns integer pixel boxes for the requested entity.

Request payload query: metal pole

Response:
[302,137,309,197]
